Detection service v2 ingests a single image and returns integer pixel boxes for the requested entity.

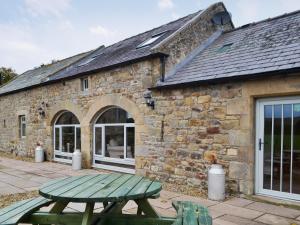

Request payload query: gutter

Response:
[150,67,300,90]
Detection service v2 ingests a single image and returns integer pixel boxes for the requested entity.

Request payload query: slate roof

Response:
[0,52,90,96]
[156,10,300,88]
[48,12,198,81]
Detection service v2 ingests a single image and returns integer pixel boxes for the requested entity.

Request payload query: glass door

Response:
[256,97,300,200]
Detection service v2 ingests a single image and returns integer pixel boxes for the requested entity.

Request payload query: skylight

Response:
[217,43,233,53]
[137,32,165,49]
[77,58,96,67]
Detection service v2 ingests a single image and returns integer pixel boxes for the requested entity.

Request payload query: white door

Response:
[256,97,300,200]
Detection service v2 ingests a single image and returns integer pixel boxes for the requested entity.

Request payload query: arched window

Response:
[93,107,135,173]
[54,111,80,163]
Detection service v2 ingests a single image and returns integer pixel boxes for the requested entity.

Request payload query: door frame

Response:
[255,96,300,201]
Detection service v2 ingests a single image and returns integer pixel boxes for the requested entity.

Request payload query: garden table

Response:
[0,173,212,225]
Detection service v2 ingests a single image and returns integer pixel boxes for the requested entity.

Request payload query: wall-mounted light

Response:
[143,90,155,109]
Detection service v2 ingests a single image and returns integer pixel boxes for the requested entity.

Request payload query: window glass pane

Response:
[105,126,124,159]
[263,105,272,190]
[95,127,102,155]
[55,128,60,150]
[293,104,300,194]
[282,104,292,192]
[62,127,75,153]
[22,123,26,137]
[76,127,81,150]
[96,108,134,124]
[272,104,282,191]
[126,127,135,159]
[56,112,79,125]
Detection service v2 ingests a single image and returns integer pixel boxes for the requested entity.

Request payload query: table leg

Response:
[50,201,69,213]
[82,202,95,225]
[135,199,160,218]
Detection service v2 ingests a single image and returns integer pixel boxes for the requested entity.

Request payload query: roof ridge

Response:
[225,9,300,33]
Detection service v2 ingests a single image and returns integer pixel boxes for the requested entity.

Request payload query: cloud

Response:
[24,0,71,17]
[89,25,116,37]
[158,0,174,10]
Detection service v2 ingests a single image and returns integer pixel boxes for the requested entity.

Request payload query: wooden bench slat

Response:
[172,201,212,225]
[0,197,52,225]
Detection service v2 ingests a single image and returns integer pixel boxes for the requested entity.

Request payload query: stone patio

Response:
[0,157,300,225]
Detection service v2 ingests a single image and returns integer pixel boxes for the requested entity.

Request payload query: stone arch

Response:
[80,94,147,169]
[47,101,84,127]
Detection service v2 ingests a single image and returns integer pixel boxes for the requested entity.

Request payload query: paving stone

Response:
[247,202,300,219]
[209,203,264,219]
[148,198,173,209]
[215,215,266,225]
[160,190,182,200]
[255,213,300,225]
[297,215,300,221]
[209,209,226,219]
[172,194,218,207]
[123,200,138,210]
[67,202,86,212]
[155,207,177,217]
[224,197,253,207]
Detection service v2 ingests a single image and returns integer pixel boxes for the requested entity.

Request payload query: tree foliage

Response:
[0,67,17,86]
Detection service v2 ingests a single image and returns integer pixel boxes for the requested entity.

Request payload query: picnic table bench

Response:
[0,173,212,225]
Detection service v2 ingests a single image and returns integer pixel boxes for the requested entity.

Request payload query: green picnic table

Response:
[0,173,212,225]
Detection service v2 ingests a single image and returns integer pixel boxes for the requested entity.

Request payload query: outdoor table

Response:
[0,173,212,225]
[36,173,164,225]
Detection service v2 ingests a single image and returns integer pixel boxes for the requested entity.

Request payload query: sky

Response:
[1,0,300,74]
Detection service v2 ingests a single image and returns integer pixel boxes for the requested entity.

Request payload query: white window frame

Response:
[256,96,300,201]
[81,78,89,91]
[93,108,135,174]
[54,124,80,164]
[19,115,26,138]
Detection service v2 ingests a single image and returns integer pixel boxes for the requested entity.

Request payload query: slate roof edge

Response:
[150,67,300,90]
[150,2,231,52]
[0,50,96,97]
[158,30,223,84]
[0,52,167,97]
[224,8,300,34]
[46,52,168,83]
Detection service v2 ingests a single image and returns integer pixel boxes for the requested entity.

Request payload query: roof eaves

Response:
[151,67,300,90]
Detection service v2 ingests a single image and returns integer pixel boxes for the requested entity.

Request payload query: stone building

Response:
[0,2,300,201]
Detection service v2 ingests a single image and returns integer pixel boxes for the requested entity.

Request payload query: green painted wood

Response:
[172,201,212,225]
[39,174,161,203]
[126,179,152,199]
[81,203,94,225]
[39,176,84,194]
[90,174,133,200]
[0,197,52,225]
[25,212,175,225]
[145,181,162,198]
[108,175,143,200]
[74,174,122,199]
[63,174,109,198]
[135,199,159,218]
[46,175,96,198]
[49,201,68,213]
